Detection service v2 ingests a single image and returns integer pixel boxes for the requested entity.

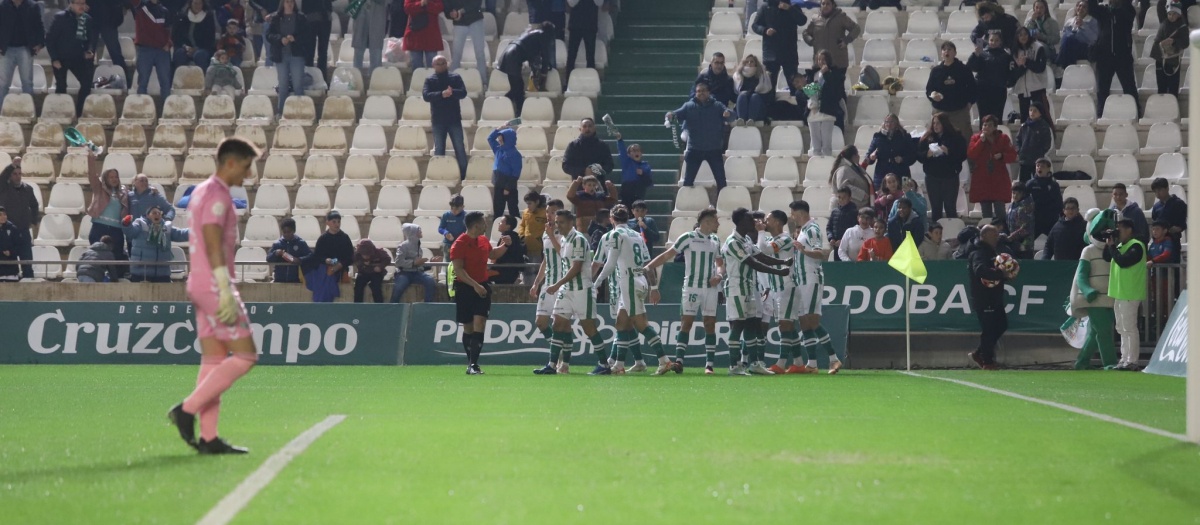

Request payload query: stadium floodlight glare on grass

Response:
[1189,30,1200,443]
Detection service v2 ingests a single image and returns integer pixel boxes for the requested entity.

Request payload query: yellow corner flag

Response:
[887,232,927,284]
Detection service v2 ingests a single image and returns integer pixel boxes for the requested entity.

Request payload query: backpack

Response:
[858,65,882,90]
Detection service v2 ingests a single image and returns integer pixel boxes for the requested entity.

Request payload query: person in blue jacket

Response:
[266,217,311,282]
[668,82,735,190]
[488,123,523,219]
[439,194,467,255]
[616,132,652,208]
[122,205,189,283]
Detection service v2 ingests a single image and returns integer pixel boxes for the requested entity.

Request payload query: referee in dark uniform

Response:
[450,211,510,375]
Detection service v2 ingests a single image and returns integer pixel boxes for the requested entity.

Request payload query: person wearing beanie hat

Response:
[301,210,355,301]
[1151,1,1189,95]
[1015,102,1053,182]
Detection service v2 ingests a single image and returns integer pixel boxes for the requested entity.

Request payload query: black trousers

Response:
[975,304,1008,364]
[492,172,520,219]
[566,26,596,75]
[1157,64,1181,95]
[1095,57,1139,116]
[354,272,384,303]
[1018,163,1036,184]
[54,59,93,116]
[764,57,798,94]
[499,52,525,114]
[309,16,332,72]
[976,86,1008,125]
[682,149,726,190]
[618,179,646,209]
[925,176,960,221]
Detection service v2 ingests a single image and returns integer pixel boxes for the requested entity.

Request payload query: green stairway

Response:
[598,0,710,244]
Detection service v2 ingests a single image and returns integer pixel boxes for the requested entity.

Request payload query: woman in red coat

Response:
[403,0,444,68]
[967,115,1018,220]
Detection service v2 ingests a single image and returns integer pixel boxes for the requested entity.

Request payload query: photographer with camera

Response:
[1106,218,1147,370]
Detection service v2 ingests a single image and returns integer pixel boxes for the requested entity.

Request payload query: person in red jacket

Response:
[131,0,174,97]
[403,0,444,68]
[967,115,1017,220]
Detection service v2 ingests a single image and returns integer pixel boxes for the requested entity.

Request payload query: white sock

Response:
[635,359,646,367]
[658,356,671,366]
[830,355,841,364]
[806,359,817,368]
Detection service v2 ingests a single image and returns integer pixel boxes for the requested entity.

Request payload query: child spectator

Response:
[1026,158,1063,237]
[858,217,894,261]
[919,223,953,260]
[205,50,244,96]
[827,187,857,259]
[0,206,25,282]
[353,238,391,303]
[1151,3,1188,95]
[1111,183,1149,243]
[887,197,925,251]
[490,215,526,284]
[77,235,119,283]
[266,217,311,283]
[216,20,247,66]
[628,200,659,247]
[1015,104,1052,183]
[968,32,1017,125]
[567,175,617,233]
[1004,182,1036,258]
[1147,220,1180,264]
[589,208,613,251]
[488,123,522,219]
[838,207,874,262]
[439,194,467,255]
[616,132,653,208]
[391,223,440,302]
[303,211,356,302]
[874,173,903,217]
[122,206,189,283]
[1041,197,1087,260]
[217,0,247,29]
[518,191,549,284]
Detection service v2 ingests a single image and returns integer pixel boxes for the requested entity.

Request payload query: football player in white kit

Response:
[721,208,792,376]
[590,210,626,374]
[644,208,725,374]
[537,209,610,375]
[751,211,774,371]
[790,200,842,374]
[761,210,817,374]
[529,199,565,348]
[593,206,671,375]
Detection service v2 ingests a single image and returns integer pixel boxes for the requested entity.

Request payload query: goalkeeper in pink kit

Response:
[167,138,260,454]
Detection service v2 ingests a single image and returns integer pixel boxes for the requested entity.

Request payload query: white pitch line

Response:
[196,415,347,525]
[899,371,1190,443]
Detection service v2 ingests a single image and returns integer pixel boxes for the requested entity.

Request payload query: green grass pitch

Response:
[2,365,1199,524]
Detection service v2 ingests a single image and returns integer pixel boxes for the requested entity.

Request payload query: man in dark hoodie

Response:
[1014,104,1052,183]
[0,157,38,279]
[562,118,614,180]
[1041,197,1086,260]
[1025,158,1063,237]
[970,1,1020,50]
[90,0,128,69]
[423,55,470,180]
[968,31,1017,125]
[391,223,439,302]
[266,217,311,282]
[1088,0,1139,116]
[751,0,807,90]
[968,225,1011,369]
[926,41,977,141]
[47,0,98,117]
[0,0,46,117]
[692,52,736,107]
[490,215,526,284]
[303,210,355,302]
[353,238,391,303]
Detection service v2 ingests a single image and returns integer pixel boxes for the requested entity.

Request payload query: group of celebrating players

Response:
[529,200,843,376]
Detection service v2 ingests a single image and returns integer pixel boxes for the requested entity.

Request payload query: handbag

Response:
[409,11,428,31]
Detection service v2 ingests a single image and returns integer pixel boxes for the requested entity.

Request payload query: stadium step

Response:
[600,95,691,111]
[602,81,696,96]
[617,24,709,40]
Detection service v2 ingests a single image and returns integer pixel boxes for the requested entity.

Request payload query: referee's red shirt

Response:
[450,234,491,283]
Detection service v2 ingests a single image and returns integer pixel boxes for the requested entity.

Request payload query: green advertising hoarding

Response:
[402,303,850,367]
[1,302,407,365]
[1145,291,1188,378]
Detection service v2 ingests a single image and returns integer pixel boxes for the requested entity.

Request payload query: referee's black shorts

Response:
[454,281,492,324]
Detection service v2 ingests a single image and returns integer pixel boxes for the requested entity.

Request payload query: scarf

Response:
[75,12,90,41]
[188,9,207,23]
[147,221,168,249]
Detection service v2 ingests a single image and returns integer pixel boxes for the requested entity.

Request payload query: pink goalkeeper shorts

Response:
[189,288,253,342]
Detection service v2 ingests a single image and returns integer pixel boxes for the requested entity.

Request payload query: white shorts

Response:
[680,286,719,318]
[725,294,761,321]
[607,279,621,319]
[552,288,598,321]
[535,286,556,317]
[798,281,823,317]
[773,287,804,321]
[615,272,648,317]
[760,290,776,323]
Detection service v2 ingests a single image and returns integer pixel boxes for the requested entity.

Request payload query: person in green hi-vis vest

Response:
[1066,208,1118,370]
[1106,219,1147,371]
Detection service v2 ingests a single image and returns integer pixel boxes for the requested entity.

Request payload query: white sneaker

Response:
[749,362,775,375]
[728,365,750,376]
[628,362,648,373]
[557,363,570,374]
[652,364,671,375]
[734,118,746,126]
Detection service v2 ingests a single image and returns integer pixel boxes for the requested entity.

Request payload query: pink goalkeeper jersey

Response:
[187,175,239,294]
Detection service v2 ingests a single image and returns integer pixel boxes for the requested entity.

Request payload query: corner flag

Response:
[888,232,927,284]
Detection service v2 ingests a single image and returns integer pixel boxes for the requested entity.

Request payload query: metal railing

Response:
[1143,263,1186,343]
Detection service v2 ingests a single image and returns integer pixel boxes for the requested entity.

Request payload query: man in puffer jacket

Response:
[77,235,120,283]
[123,205,188,282]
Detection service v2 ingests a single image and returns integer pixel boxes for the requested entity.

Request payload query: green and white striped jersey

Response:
[592,228,619,295]
[721,233,760,298]
[674,229,721,289]
[762,232,801,291]
[541,229,562,288]
[595,225,651,286]
[559,229,593,291]
[796,219,825,285]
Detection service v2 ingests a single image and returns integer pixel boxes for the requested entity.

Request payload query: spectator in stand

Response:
[752,0,807,90]
[1004,182,1035,258]
[90,0,129,70]
[1110,183,1149,243]
[566,0,601,80]
[206,49,243,96]
[518,191,548,284]
[831,146,873,210]
[1056,0,1099,76]
[548,0,565,40]
[802,0,860,73]
[130,0,174,97]
[827,187,857,260]
[173,0,217,71]
[0,0,45,117]
[865,114,916,190]
[77,235,119,283]
[388,0,409,39]
[1026,158,1063,237]
[807,50,845,157]
[563,118,615,180]
[217,0,247,27]
[303,211,356,302]
[967,225,1012,369]
[424,56,469,179]
[889,177,927,230]
[392,223,440,302]
[439,194,467,255]
[248,0,274,65]
[488,123,523,219]
[266,217,311,282]
[0,206,23,282]
[874,173,903,217]
[1107,218,1147,370]
[733,54,775,126]
[47,0,97,117]
[497,22,554,114]
[1151,3,1188,95]
[403,0,444,69]
[1088,0,1139,116]
[616,133,652,208]
[0,157,38,279]
[918,113,968,221]
[920,223,953,260]
[968,115,1018,219]
[670,83,735,190]
[350,0,389,70]
[266,0,313,115]
[1011,28,1050,126]
[1150,177,1187,239]
[971,2,1020,50]
[628,200,659,247]
[1025,0,1061,83]
[568,175,616,233]
[839,207,874,262]
[1015,104,1052,183]
[887,197,925,251]
[353,238,391,303]
[857,216,893,261]
[490,215,526,284]
[693,52,736,108]
[587,207,611,250]
[122,205,188,282]
[302,0,332,71]
[927,42,977,140]
[445,0,487,84]
[1041,197,1086,259]
[216,21,246,67]
[129,174,175,222]
[1147,219,1180,264]
[87,152,130,272]
[968,32,1017,125]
